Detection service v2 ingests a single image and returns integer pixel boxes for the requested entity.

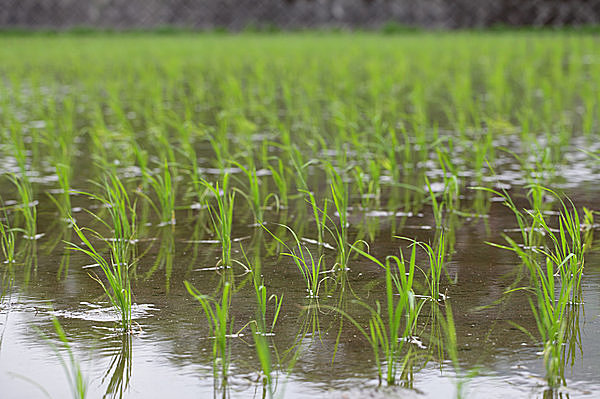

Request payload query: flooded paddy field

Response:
[1,33,600,398]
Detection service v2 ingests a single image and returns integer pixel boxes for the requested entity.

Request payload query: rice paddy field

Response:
[1,32,600,398]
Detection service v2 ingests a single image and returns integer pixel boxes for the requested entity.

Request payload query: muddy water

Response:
[0,127,599,398]
[1,179,599,399]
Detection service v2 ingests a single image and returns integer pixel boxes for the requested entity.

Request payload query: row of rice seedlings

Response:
[6,35,599,177]
[68,174,137,332]
[485,186,586,388]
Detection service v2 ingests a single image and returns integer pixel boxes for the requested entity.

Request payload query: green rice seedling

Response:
[398,232,448,303]
[231,160,267,223]
[325,164,352,270]
[184,280,233,385]
[528,189,586,304]
[54,163,73,221]
[69,221,133,332]
[353,161,381,211]
[8,174,38,240]
[247,265,283,336]
[286,145,313,192]
[261,223,326,299]
[67,175,137,332]
[267,157,290,211]
[484,187,585,388]
[91,173,138,267]
[0,206,16,264]
[582,207,595,250]
[329,245,425,386]
[250,322,275,397]
[425,176,444,230]
[435,146,461,215]
[509,253,572,388]
[200,174,234,269]
[140,160,177,226]
[301,189,328,249]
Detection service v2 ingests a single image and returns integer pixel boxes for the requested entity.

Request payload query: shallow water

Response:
[1,183,599,398]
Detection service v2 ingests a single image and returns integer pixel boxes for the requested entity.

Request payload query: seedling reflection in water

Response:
[184,281,233,386]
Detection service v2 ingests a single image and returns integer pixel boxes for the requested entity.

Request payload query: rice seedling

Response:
[200,174,235,269]
[326,165,351,270]
[329,244,425,385]
[8,174,38,240]
[251,273,283,337]
[261,223,326,299]
[398,231,448,303]
[483,186,586,388]
[425,176,444,231]
[184,280,233,385]
[0,205,16,264]
[68,220,133,332]
[52,163,73,222]
[67,174,137,332]
[236,247,283,396]
[231,160,266,223]
[353,160,381,211]
[140,159,177,226]
[267,157,290,210]
[301,189,328,249]
[529,189,586,304]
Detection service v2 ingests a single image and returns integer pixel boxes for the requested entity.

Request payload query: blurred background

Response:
[2,0,600,31]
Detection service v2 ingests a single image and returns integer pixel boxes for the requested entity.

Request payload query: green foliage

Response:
[67,174,137,332]
[201,175,235,268]
[332,245,426,385]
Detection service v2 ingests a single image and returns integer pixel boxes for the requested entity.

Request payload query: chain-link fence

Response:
[2,0,600,30]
